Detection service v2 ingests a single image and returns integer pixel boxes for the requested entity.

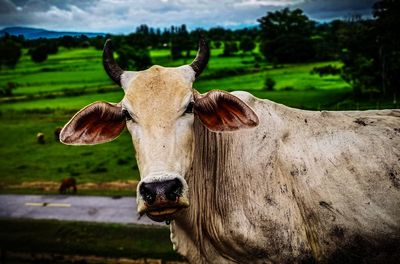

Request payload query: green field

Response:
[0,218,182,262]
[0,46,397,193]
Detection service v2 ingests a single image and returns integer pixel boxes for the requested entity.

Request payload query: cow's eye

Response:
[185,102,194,114]
[122,109,132,121]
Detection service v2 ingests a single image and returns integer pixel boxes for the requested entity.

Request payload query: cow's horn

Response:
[103,39,124,86]
[190,36,210,78]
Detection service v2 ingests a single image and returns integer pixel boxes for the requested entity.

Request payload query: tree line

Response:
[0,0,398,101]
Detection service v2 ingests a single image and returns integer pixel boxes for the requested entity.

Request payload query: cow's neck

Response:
[171,102,312,262]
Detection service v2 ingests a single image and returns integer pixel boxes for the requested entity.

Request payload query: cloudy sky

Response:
[0,0,376,33]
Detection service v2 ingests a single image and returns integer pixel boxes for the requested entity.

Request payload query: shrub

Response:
[0,82,17,97]
[117,46,152,70]
[311,65,341,76]
[30,45,48,63]
[264,77,276,91]
[240,36,255,53]
[223,41,238,56]
[0,38,21,68]
[282,86,295,91]
[214,41,222,49]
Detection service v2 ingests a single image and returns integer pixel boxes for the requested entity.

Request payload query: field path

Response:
[0,194,162,226]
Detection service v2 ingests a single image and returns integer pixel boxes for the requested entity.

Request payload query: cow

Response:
[59,38,400,263]
[59,177,77,194]
[36,132,45,144]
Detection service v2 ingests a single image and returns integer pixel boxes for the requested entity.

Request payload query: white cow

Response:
[60,38,400,263]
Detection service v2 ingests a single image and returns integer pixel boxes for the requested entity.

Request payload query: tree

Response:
[239,36,255,53]
[170,24,193,59]
[0,36,22,68]
[258,8,316,63]
[46,42,59,54]
[264,77,276,91]
[223,41,238,56]
[335,1,400,101]
[90,36,105,50]
[373,0,400,102]
[117,45,152,71]
[30,44,48,63]
[312,20,344,61]
[208,27,233,41]
[59,36,77,48]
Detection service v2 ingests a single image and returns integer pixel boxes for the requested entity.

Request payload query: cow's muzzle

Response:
[137,177,189,222]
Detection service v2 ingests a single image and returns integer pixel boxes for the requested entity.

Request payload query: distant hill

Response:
[0,27,106,39]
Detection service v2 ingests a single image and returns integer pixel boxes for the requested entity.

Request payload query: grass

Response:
[0,46,397,194]
[196,62,349,93]
[253,89,351,110]
[0,90,123,110]
[0,47,111,96]
[0,111,139,187]
[0,218,182,261]
[2,47,347,100]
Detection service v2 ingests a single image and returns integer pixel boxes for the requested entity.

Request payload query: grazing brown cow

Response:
[59,38,400,263]
[59,177,77,194]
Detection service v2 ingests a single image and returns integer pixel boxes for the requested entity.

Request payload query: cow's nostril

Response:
[166,192,178,201]
[145,192,156,205]
[166,179,183,201]
[140,185,156,205]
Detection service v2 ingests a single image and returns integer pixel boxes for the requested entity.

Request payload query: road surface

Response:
[0,194,162,225]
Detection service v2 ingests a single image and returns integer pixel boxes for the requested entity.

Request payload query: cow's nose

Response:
[139,178,183,205]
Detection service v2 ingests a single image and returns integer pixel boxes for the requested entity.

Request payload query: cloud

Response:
[0,0,375,33]
[234,0,304,7]
[0,0,17,14]
[297,0,375,20]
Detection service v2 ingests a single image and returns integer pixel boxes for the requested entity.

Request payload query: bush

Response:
[223,41,238,56]
[30,45,48,63]
[260,34,315,63]
[0,38,21,68]
[117,46,152,70]
[282,86,295,91]
[0,82,17,97]
[311,65,341,76]
[81,41,90,48]
[46,43,59,54]
[214,41,222,49]
[264,77,276,91]
[240,36,255,53]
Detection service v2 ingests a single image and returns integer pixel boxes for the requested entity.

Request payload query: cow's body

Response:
[60,39,400,263]
[59,177,77,194]
[171,92,400,263]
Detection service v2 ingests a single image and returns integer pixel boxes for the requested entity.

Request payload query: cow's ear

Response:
[194,90,259,132]
[60,101,125,145]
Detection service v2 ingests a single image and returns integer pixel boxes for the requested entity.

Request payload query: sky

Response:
[0,0,376,34]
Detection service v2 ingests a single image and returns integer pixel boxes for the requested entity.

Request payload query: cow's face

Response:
[60,39,259,222]
[123,65,195,222]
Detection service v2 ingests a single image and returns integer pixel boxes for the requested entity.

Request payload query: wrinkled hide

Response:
[171,92,400,263]
[60,39,400,263]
